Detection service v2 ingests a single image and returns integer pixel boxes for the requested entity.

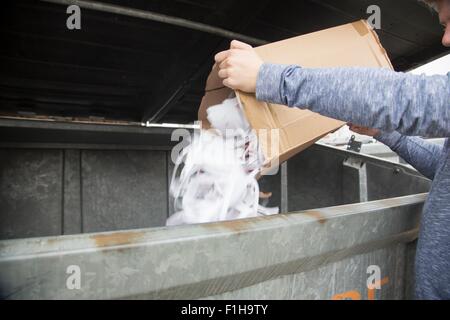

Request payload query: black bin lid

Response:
[0,0,448,124]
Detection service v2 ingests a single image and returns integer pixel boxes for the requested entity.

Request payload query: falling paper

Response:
[167,95,279,226]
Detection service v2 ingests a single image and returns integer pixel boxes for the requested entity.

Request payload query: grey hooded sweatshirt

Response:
[256,64,450,299]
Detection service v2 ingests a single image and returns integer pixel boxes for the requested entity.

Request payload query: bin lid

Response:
[0,0,448,125]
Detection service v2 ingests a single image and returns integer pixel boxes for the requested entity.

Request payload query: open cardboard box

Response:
[198,20,393,172]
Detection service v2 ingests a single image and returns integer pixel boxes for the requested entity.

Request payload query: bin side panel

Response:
[81,150,167,233]
[0,148,170,240]
[287,147,348,211]
[207,244,406,300]
[366,163,430,201]
[0,195,424,299]
[0,148,63,239]
[63,149,82,235]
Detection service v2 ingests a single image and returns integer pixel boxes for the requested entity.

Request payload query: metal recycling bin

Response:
[0,119,431,299]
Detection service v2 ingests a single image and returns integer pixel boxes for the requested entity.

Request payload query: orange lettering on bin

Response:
[332,290,361,300]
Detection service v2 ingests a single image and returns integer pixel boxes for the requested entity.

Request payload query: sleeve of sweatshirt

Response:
[255,64,450,138]
[374,131,444,180]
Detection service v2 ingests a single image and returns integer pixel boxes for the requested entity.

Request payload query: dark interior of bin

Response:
[0,0,440,240]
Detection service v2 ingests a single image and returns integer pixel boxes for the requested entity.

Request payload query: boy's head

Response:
[422,0,450,46]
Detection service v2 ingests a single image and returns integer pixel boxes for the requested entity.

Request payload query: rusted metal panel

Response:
[0,194,425,299]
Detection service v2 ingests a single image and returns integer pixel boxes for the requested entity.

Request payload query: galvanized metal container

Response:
[0,119,430,299]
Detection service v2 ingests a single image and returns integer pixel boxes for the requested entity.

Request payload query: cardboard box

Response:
[198,20,393,170]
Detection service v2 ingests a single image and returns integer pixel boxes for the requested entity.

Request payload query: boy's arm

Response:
[256,64,450,138]
[375,131,444,180]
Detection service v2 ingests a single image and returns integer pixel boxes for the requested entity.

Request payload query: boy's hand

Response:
[214,40,263,93]
[348,124,380,137]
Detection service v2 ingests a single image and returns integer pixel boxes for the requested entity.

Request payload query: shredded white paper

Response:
[167,95,279,226]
